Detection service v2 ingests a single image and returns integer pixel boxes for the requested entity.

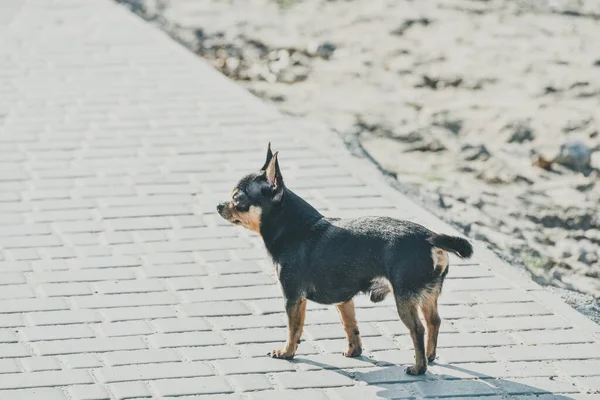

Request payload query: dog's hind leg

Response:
[336,299,362,357]
[395,296,427,375]
[270,297,307,359]
[420,290,441,363]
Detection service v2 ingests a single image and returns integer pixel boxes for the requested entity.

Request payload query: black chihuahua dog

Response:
[217,144,473,375]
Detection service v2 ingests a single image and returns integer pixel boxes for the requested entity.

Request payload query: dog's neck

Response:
[260,187,323,260]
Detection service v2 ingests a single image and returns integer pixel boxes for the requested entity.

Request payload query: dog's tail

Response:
[428,234,473,259]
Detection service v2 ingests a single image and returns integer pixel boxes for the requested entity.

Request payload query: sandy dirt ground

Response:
[119,0,600,304]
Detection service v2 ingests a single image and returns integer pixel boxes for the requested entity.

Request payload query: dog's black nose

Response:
[216,203,225,213]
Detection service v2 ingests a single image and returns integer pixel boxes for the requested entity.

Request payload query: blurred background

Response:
[117,0,600,304]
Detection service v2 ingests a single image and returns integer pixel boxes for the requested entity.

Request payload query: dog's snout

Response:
[217,203,225,213]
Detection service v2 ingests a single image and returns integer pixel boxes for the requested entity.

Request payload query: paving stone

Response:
[33,337,147,356]
[207,315,285,334]
[108,381,152,400]
[330,384,414,399]
[38,282,93,297]
[0,370,92,390]
[19,357,61,372]
[475,302,552,317]
[273,370,355,389]
[19,324,95,341]
[494,377,579,394]
[102,349,181,366]
[0,388,68,400]
[151,376,233,397]
[514,329,594,345]
[493,344,600,362]
[0,298,68,313]
[293,354,381,371]
[0,359,23,374]
[102,306,177,322]
[413,379,500,397]
[573,376,600,392]
[0,343,31,358]
[26,310,102,326]
[68,385,111,400]
[142,265,207,278]
[179,301,253,317]
[179,345,239,361]
[247,389,330,400]
[151,317,211,333]
[60,354,103,369]
[94,321,154,337]
[181,285,281,302]
[437,347,495,363]
[148,331,225,348]
[74,292,178,309]
[228,374,272,392]
[95,362,213,383]
[213,357,297,376]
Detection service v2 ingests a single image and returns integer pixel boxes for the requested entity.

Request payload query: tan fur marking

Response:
[270,298,306,359]
[419,290,442,363]
[396,297,427,375]
[336,300,362,357]
[223,204,262,234]
[431,247,449,273]
[235,205,262,234]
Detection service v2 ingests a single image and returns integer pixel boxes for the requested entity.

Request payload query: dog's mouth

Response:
[232,219,240,224]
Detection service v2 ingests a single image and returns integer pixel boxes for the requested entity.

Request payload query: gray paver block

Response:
[273,370,355,389]
[33,337,147,356]
[148,331,225,348]
[180,345,240,361]
[0,370,92,390]
[95,361,214,383]
[0,388,68,400]
[20,357,62,372]
[214,357,296,375]
[68,385,111,400]
[247,389,331,400]
[330,384,415,399]
[108,381,152,400]
[102,349,181,366]
[228,374,272,392]
[151,376,233,397]
[19,324,95,342]
[94,321,154,337]
[413,379,500,397]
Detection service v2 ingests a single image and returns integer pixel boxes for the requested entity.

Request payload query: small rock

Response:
[307,41,336,59]
[555,141,592,172]
[577,244,599,265]
[461,144,491,161]
[503,120,534,143]
[532,154,554,170]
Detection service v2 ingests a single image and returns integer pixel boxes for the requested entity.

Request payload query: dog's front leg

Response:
[269,297,307,359]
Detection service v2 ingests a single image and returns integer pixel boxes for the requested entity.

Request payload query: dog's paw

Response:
[405,364,427,375]
[269,348,295,360]
[427,353,437,363]
[343,346,362,357]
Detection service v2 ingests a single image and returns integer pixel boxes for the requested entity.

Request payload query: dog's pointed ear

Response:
[265,151,284,200]
[260,142,273,171]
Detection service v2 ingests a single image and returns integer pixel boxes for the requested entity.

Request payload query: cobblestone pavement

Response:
[0,1,599,399]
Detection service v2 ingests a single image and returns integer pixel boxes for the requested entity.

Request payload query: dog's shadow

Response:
[292,357,580,399]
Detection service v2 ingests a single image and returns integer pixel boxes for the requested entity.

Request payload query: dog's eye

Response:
[234,203,249,212]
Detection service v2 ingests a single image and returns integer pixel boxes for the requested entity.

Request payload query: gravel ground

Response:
[116,0,600,321]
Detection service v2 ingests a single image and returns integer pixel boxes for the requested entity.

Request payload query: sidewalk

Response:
[0,1,598,399]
